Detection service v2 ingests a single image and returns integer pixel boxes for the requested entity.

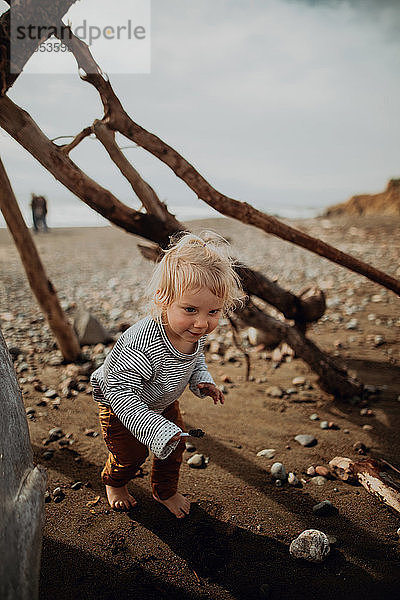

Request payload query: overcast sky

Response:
[1,0,399,227]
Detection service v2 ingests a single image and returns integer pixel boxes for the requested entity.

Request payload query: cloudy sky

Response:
[1,0,399,227]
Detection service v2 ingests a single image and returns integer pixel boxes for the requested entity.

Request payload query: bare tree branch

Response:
[0,95,174,246]
[58,126,92,154]
[92,119,182,228]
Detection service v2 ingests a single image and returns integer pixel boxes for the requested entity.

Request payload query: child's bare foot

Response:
[106,484,137,510]
[153,492,191,519]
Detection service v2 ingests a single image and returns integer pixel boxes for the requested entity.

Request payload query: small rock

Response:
[397,527,400,539]
[266,386,284,398]
[306,466,316,476]
[294,434,317,447]
[288,472,300,486]
[275,479,283,487]
[44,490,51,503]
[360,408,374,417]
[292,376,306,386]
[312,500,337,516]
[44,389,58,399]
[187,453,206,468]
[362,424,373,431]
[311,476,327,486]
[320,421,329,429]
[25,407,36,416]
[289,529,330,562]
[42,450,54,460]
[53,487,65,502]
[84,428,99,437]
[71,481,83,490]
[373,335,385,347]
[48,427,64,441]
[309,413,319,421]
[270,462,286,481]
[257,449,276,459]
[346,318,358,330]
[353,441,367,455]
[315,466,330,477]
[185,442,196,452]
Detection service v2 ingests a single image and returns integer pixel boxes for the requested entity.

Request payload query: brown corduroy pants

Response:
[98,400,186,501]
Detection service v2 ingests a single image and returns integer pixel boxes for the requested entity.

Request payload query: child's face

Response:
[164,286,224,348]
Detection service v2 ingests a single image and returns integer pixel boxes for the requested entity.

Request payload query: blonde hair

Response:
[147,231,246,318]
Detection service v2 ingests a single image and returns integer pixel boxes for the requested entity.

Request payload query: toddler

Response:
[90,232,245,518]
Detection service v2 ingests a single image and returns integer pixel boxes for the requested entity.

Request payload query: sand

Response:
[1,216,399,600]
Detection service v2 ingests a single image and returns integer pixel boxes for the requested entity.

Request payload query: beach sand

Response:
[1,216,399,599]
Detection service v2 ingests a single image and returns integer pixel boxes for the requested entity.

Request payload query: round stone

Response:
[311,476,327,486]
[289,529,330,562]
[294,434,317,447]
[270,462,286,481]
[187,453,206,468]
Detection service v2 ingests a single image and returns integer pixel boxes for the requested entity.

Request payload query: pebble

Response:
[309,413,319,421]
[312,500,337,516]
[306,466,316,476]
[44,389,58,399]
[42,450,54,460]
[311,476,327,486]
[48,427,64,441]
[362,424,374,431]
[289,529,330,562]
[265,386,284,398]
[288,472,300,486]
[275,479,283,487]
[71,481,83,490]
[257,449,276,459]
[294,434,317,447]
[346,318,358,330]
[320,421,329,429]
[292,376,306,386]
[53,488,65,502]
[397,527,400,539]
[187,453,206,468]
[315,466,330,477]
[185,442,196,452]
[270,462,286,481]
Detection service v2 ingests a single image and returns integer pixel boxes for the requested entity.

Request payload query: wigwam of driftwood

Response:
[1,0,399,400]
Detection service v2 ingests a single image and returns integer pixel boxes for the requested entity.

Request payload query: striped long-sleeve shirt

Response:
[90,316,215,459]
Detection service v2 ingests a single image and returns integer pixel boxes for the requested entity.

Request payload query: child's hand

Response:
[197,382,224,405]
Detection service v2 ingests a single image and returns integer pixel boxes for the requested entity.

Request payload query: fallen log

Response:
[329,456,400,515]
[0,328,47,600]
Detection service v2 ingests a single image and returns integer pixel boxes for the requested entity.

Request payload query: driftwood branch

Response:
[329,456,400,515]
[58,126,92,154]
[0,328,47,600]
[92,119,182,229]
[234,300,362,398]
[0,156,81,361]
[0,95,174,247]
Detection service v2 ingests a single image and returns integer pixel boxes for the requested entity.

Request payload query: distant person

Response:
[90,232,246,517]
[31,194,48,232]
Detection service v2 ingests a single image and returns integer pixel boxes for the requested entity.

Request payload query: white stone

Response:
[289,529,330,563]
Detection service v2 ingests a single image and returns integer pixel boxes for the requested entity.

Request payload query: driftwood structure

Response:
[0,328,47,600]
[0,0,398,396]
